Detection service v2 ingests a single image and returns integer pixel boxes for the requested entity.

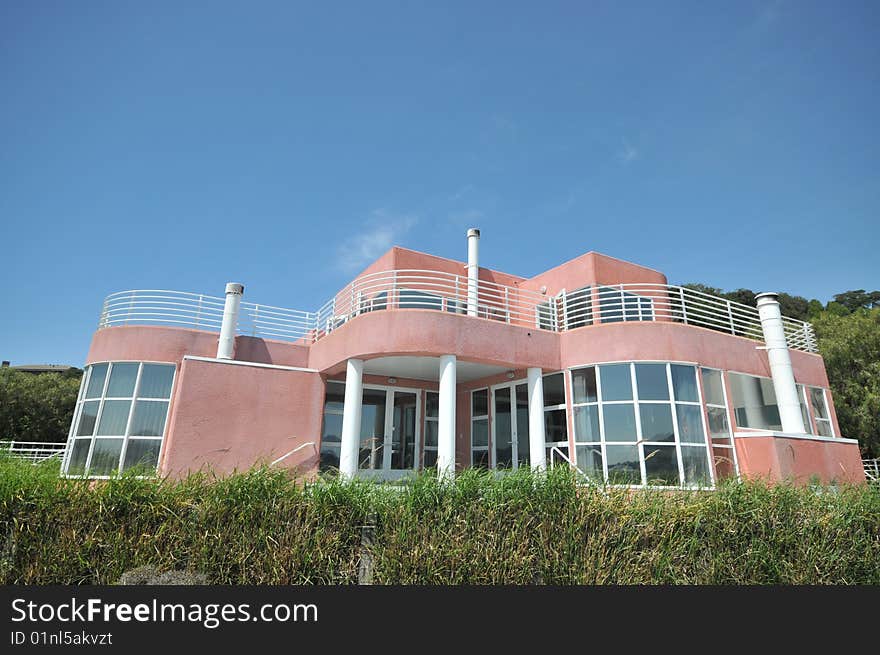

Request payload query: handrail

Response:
[1,441,67,464]
[863,458,879,482]
[96,273,819,353]
[548,445,606,491]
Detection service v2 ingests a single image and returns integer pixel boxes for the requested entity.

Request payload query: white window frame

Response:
[470,388,490,467]
[808,386,835,437]
[63,361,176,479]
[700,367,740,480]
[568,360,715,489]
[542,372,571,467]
[423,391,439,468]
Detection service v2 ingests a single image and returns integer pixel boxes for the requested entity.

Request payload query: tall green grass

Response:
[1,454,877,584]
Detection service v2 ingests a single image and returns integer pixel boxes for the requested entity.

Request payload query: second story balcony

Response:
[97,269,818,354]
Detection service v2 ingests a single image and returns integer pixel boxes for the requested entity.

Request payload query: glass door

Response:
[358,386,420,478]
[492,381,530,470]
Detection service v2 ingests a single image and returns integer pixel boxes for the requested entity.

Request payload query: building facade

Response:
[61,230,865,487]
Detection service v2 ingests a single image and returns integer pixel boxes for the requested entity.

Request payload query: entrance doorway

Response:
[358,386,420,479]
[491,381,530,469]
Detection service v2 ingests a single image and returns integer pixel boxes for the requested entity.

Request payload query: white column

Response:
[437,355,457,479]
[216,282,244,359]
[527,367,547,472]
[466,228,480,317]
[756,292,806,433]
[339,359,364,479]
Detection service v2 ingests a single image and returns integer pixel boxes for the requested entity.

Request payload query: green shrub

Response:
[1,459,877,584]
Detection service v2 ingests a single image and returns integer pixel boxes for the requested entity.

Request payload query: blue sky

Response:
[2,1,878,365]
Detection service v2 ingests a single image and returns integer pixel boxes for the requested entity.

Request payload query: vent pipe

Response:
[217,282,245,360]
[756,292,806,433]
[466,228,480,317]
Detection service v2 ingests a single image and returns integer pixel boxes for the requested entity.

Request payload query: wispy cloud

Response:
[447,208,484,227]
[616,140,640,165]
[337,210,418,272]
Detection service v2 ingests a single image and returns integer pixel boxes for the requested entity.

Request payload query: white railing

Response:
[97,273,818,353]
[548,445,605,490]
[864,458,879,482]
[1,441,67,464]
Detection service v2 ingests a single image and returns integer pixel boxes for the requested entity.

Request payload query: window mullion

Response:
[117,362,145,475]
[630,363,646,486]
[83,362,114,476]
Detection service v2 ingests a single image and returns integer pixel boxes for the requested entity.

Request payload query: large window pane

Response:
[671,365,699,402]
[544,409,568,442]
[816,419,833,438]
[423,450,438,468]
[603,404,637,441]
[575,446,603,479]
[542,373,566,407]
[76,401,100,436]
[639,403,675,442]
[472,389,488,416]
[599,364,632,401]
[66,439,91,475]
[809,388,829,420]
[643,445,679,486]
[472,418,489,447]
[129,401,168,437]
[681,446,712,486]
[320,445,340,472]
[701,369,725,406]
[324,383,345,412]
[106,362,139,397]
[635,364,669,401]
[729,373,782,431]
[426,392,439,418]
[573,405,600,442]
[606,445,641,484]
[85,363,108,398]
[138,364,175,399]
[425,421,438,448]
[571,367,597,404]
[89,439,123,476]
[321,413,343,444]
[96,400,131,436]
[676,404,706,444]
[472,450,490,469]
[122,439,161,472]
[707,407,731,443]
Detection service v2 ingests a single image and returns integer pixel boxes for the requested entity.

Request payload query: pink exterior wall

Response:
[160,358,323,479]
[518,251,667,297]
[734,434,865,484]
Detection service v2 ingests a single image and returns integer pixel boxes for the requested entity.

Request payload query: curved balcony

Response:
[96,270,818,353]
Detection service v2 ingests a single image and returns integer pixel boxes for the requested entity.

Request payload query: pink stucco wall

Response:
[734,434,865,484]
[518,251,667,297]
[160,358,323,478]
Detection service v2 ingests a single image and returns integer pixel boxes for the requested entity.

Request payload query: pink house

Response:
[61,230,865,487]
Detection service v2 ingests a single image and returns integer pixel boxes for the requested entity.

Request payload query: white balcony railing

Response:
[1,441,67,464]
[97,271,819,353]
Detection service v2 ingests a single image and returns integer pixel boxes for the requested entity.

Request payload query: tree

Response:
[812,308,880,458]
[831,290,880,314]
[776,292,810,321]
[0,369,82,444]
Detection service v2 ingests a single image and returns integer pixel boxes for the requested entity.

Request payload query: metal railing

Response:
[97,272,818,353]
[864,458,879,482]
[1,441,67,464]
[548,445,605,490]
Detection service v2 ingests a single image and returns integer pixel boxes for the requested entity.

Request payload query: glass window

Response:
[85,363,108,398]
[321,413,343,444]
[728,372,782,431]
[544,409,568,442]
[565,287,592,329]
[603,404,637,441]
[605,445,641,485]
[426,391,439,418]
[573,405,600,442]
[122,439,162,472]
[472,419,489,447]
[106,362,139,397]
[138,364,175,399]
[472,389,488,416]
[543,373,566,407]
[575,446,603,479]
[63,362,175,478]
[398,288,443,310]
[572,367,597,404]
[681,447,712,486]
[643,445,679,486]
[671,365,699,402]
[639,404,675,442]
[570,362,714,488]
[635,364,669,401]
[676,404,706,444]
[324,383,345,412]
[700,369,725,406]
[706,407,730,443]
[471,388,490,468]
[809,387,834,437]
[599,364,632,401]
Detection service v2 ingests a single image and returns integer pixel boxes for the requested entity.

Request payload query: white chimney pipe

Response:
[217,282,245,360]
[756,292,806,433]
[466,228,480,317]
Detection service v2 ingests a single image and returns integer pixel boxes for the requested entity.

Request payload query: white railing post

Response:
[727,300,735,334]
[679,287,688,324]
